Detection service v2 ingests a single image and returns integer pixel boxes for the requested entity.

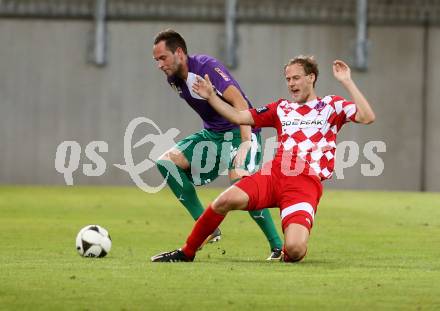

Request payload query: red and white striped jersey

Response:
[250,95,357,180]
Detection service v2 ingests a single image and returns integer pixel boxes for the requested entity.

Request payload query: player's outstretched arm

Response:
[333,60,376,124]
[192,74,255,126]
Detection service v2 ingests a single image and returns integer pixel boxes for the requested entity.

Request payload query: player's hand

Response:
[233,140,252,168]
[192,74,215,100]
[333,60,352,83]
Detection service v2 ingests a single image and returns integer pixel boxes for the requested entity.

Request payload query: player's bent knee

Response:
[212,194,236,214]
[158,148,189,170]
[284,242,307,262]
[212,188,248,214]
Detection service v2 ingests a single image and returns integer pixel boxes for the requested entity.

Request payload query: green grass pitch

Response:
[1,186,440,310]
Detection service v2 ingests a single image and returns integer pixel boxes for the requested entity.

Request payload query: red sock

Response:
[182,205,225,258]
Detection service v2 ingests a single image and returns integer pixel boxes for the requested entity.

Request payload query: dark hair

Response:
[153,29,188,54]
[284,55,319,87]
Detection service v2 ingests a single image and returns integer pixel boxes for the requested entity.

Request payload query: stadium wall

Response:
[0,19,437,191]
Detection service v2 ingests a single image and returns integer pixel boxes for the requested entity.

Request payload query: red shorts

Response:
[235,163,323,232]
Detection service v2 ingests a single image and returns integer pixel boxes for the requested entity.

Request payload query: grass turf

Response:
[0,186,439,310]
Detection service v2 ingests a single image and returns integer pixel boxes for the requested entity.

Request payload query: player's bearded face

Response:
[153,41,182,77]
[165,53,182,76]
[285,64,314,104]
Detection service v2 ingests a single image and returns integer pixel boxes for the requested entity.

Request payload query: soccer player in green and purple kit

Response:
[152,29,282,259]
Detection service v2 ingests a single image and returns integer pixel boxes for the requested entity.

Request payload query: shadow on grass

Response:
[194,258,334,265]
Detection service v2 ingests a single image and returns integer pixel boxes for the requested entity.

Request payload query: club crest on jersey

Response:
[214,67,231,82]
[282,116,326,128]
[314,100,326,111]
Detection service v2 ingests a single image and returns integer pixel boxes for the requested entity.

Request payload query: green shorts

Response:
[176,129,262,186]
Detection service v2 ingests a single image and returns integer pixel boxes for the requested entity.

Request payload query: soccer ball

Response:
[76,225,112,258]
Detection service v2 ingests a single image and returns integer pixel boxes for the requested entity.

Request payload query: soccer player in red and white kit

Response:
[151,56,375,262]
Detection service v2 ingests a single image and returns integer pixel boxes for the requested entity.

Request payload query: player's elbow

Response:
[361,112,375,125]
[357,111,375,125]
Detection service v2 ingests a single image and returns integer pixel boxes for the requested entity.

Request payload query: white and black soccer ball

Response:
[76,225,112,258]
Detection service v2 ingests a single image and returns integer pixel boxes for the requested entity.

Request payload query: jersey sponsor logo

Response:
[214,67,231,81]
[255,106,268,114]
[281,116,326,128]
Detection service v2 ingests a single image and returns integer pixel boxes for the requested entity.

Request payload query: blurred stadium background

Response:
[1,0,440,191]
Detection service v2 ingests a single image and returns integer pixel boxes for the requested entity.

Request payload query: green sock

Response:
[230,178,282,250]
[248,209,283,250]
[156,160,205,220]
